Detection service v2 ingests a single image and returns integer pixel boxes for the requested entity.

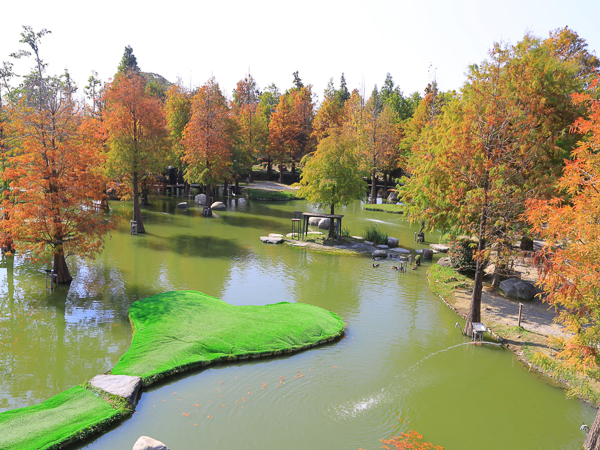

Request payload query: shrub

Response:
[448,238,477,275]
[363,225,388,245]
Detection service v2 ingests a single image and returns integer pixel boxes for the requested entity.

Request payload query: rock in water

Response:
[422,249,434,260]
[195,193,206,205]
[387,237,399,248]
[260,236,284,244]
[133,436,169,450]
[308,217,321,226]
[211,201,226,210]
[89,374,143,406]
[499,278,538,301]
[372,249,388,258]
[177,202,189,208]
[318,218,331,229]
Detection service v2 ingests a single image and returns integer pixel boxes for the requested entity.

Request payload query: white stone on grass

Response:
[211,201,226,210]
[89,374,142,406]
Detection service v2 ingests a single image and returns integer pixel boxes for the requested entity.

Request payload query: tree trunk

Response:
[141,177,149,205]
[292,161,296,183]
[383,172,388,195]
[101,184,110,212]
[53,245,72,284]
[370,170,377,204]
[132,171,145,233]
[584,407,600,450]
[465,196,488,336]
[235,177,240,195]
[329,204,335,239]
[267,157,272,181]
[248,169,253,183]
[278,164,284,183]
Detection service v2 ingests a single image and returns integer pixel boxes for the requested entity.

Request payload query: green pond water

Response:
[0,195,595,449]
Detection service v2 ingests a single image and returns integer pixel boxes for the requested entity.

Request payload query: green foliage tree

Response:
[299,131,366,238]
[117,45,139,74]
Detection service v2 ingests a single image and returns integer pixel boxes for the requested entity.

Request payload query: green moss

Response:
[112,291,345,384]
[0,386,126,450]
[362,203,403,214]
[245,188,302,201]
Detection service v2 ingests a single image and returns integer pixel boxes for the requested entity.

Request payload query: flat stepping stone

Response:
[268,233,283,238]
[430,244,449,253]
[352,236,364,240]
[372,249,388,258]
[89,374,143,406]
[292,243,308,247]
[376,245,389,249]
[334,245,347,249]
[364,241,374,246]
[415,248,438,254]
[389,247,410,254]
[260,236,284,244]
[307,231,323,235]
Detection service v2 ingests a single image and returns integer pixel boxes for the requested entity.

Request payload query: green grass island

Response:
[0,291,345,450]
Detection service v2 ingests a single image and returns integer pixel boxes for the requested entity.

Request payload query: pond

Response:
[0,195,594,449]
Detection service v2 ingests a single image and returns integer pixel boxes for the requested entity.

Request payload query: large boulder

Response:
[90,374,143,407]
[211,201,226,211]
[133,436,169,450]
[318,218,331,229]
[372,249,388,258]
[387,237,399,248]
[387,191,398,202]
[260,236,284,244]
[422,249,434,260]
[499,278,538,301]
[195,193,206,205]
[437,257,452,267]
[430,243,449,253]
[308,217,321,226]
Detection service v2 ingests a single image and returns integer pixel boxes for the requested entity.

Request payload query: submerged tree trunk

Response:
[53,245,72,284]
[584,408,600,450]
[132,171,145,233]
[370,170,377,204]
[329,204,335,239]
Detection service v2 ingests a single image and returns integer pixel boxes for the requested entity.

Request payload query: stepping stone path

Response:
[430,243,450,253]
[260,236,284,244]
[89,374,143,407]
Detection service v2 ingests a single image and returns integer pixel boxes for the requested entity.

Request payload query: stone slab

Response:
[268,233,283,238]
[260,236,284,244]
[376,244,389,249]
[89,374,143,406]
[211,201,226,210]
[389,247,410,254]
[430,243,450,253]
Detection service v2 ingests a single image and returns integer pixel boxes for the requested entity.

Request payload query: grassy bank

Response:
[245,188,302,201]
[0,386,129,450]
[362,203,403,214]
[112,291,345,384]
[427,264,600,404]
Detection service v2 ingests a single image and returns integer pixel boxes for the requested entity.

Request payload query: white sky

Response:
[1,0,599,102]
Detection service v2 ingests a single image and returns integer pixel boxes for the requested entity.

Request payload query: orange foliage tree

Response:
[103,72,169,234]
[182,77,233,201]
[1,26,114,283]
[268,85,315,182]
[231,73,268,186]
[528,79,600,450]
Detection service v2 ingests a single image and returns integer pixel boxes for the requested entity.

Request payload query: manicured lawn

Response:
[362,203,403,214]
[0,386,125,450]
[112,291,345,384]
[245,188,302,201]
